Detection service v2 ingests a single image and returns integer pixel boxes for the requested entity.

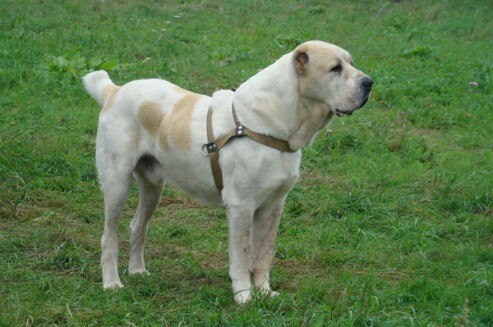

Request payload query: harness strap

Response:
[204,105,297,193]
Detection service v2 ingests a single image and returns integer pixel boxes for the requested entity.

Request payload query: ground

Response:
[0,0,492,325]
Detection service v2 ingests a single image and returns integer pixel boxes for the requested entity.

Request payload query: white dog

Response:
[83,40,372,304]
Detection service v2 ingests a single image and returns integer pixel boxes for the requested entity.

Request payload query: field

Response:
[1,0,492,325]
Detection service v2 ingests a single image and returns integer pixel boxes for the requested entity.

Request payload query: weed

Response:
[1,0,492,325]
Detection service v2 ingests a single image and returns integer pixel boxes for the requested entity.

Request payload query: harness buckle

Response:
[201,142,217,156]
[235,125,245,137]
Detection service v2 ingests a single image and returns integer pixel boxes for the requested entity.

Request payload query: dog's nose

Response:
[361,76,373,89]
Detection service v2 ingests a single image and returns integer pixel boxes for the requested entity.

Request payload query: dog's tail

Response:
[82,70,119,107]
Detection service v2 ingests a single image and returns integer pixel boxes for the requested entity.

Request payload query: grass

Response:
[1,0,492,325]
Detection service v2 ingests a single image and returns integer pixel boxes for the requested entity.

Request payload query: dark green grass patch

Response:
[1,0,492,325]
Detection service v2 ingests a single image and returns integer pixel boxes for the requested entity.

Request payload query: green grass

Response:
[1,0,492,325]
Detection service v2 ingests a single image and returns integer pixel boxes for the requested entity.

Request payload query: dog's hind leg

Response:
[129,155,165,275]
[97,128,138,289]
[252,194,287,297]
[100,169,133,289]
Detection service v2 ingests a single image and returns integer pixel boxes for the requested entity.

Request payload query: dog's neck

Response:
[234,52,332,151]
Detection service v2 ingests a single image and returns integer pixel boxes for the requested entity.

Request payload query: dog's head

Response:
[293,41,372,117]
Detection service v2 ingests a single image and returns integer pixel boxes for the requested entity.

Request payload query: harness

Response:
[202,104,297,192]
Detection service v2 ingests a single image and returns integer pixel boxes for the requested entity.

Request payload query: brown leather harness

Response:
[202,104,297,193]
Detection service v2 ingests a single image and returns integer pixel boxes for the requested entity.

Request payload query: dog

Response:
[83,40,372,304]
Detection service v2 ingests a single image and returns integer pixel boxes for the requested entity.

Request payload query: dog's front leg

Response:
[227,205,254,304]
[252,197,286,297]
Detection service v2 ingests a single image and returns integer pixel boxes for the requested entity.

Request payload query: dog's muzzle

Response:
[358,76,373,108]
[361,76,373,91]
[335,76,373,117]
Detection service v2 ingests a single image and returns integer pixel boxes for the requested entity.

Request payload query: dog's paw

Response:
[234,290,252,304]
[103,281,124,290]
[128,267,149,276]
[260,289,279,298]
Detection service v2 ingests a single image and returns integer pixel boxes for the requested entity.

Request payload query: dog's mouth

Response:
[335,94,370,117]
[335,109,353,117]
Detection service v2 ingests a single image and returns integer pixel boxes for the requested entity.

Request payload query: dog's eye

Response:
[330,64,343,73]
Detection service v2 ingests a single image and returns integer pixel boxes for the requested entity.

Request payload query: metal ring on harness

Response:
[201,142,217,156]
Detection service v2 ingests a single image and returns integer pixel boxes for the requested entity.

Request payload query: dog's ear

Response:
[294,51,309,74]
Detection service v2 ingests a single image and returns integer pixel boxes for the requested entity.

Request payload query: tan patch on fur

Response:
[158,119,170,152]
[295,41,341,76]
[137,101,171,152]
[167,93,200,150]
[101,85,120,113]
[136,86,200,152]
[172,85,191,95]
[138,101,164,137]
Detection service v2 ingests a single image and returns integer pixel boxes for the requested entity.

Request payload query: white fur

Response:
[83,41,371,304]
[82,70,115,107]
